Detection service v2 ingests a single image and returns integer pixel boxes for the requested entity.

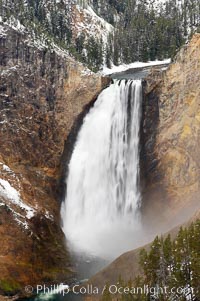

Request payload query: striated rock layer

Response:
[142,33,200,225]
[0,24,109,296]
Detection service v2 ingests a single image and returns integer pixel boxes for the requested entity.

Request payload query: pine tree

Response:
[138,220,200,301]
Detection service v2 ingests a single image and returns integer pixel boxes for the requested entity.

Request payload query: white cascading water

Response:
[61,79,142,259]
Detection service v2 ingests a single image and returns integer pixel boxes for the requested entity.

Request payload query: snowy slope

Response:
[71,4,113,44]
[101,59,171,75]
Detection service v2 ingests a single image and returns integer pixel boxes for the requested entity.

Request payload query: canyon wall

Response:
[142,33,200,224]
[0,24,108,296]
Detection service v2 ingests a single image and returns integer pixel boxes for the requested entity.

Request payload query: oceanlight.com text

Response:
[25,283,195,298]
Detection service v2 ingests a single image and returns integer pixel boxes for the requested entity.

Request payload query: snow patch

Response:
[101,59,171,75]
[1,66,19,77]
[0,179,35,219]
[2,164,12,173]
[0,23,7,37]
[81,67,94,76]
[2,15,26,34]
[0,201,30,229]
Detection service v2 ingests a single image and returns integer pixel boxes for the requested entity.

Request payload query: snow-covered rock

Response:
[71,4,113,44]
[0,179,35,218]
[101,59,171,75]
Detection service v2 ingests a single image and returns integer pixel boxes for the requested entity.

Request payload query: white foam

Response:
[62,80,142,259]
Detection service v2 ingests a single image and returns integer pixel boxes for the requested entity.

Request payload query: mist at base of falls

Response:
[64,218,142,260]
[61,80,143,260]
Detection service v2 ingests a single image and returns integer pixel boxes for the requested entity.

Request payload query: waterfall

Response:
[61,80,142,259]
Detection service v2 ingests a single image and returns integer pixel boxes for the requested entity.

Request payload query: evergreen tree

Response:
[1,0,200,69]
[138,220,200,301]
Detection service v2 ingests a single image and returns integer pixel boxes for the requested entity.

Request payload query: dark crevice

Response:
[140,79,162,214]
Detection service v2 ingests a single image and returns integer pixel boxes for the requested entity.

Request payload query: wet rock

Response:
[142,33,200,220]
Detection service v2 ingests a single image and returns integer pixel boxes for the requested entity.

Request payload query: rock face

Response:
[70,4,113,43]
[0,24,109,296]
[142,33,200,224]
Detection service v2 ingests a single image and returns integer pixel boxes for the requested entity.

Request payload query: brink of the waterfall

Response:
[61,80,142,259]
